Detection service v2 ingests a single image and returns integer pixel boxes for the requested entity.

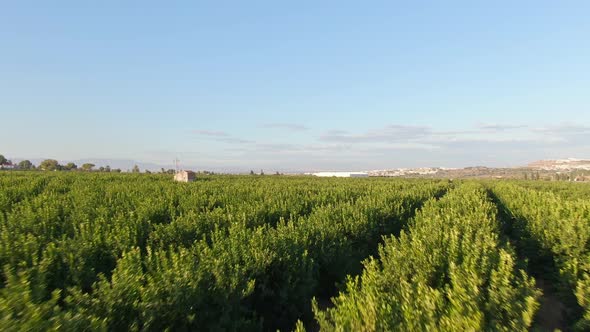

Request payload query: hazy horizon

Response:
[5,155,590,174]
[2,2,589,169]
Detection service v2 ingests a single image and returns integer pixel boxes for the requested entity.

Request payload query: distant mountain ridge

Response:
[527,158,590,171]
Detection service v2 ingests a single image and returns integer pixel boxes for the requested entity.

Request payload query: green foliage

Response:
[491,182,590,328]
[6,173,586,330]
[64,162,78,171]
[0,265,61,331]
[39,159,61,171]
[516,179,590,200]
[18,160,34,170]
[313,184,540,331]
[0,172,449,330]
[81,163,95,171]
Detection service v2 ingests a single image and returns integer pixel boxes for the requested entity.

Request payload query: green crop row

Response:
[515,180,590,200]
[491,182,590,329]
[0,172,447,331]
[311,183,540,331]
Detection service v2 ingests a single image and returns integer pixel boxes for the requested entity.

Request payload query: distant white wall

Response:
[313,172,369,178]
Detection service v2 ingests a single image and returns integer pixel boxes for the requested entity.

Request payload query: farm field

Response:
[1,172,589,331]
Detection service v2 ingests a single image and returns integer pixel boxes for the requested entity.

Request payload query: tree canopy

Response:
[18,160,34,170]
[39,159,60,171]
[64,162,78,171]
[81,163,95,171]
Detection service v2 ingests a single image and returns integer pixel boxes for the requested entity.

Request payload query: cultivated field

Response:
[1,172,589,331]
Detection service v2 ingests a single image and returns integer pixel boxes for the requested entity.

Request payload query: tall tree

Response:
[0,155,7,165]
[18,160,34,170]
[39,159,60,171]
[64,162,78,171]
[81,163,95,171]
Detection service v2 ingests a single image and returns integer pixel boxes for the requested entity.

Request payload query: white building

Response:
[174,170,196,182]
[312,172,369,178]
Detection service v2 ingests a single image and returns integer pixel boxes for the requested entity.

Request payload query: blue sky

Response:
[1,1,589,171]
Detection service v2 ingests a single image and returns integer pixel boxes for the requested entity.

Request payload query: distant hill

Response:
[367,159,590,179]
[527,158,590,171]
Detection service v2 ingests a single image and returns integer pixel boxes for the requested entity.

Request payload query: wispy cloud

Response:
[193,130,230,137]
[318,123,565,146]
[187,122,589,170]
[261,123,310,131]
[217,137,255,144]
[533,123,590,135]
[325,129,350,135]
[477,123,528,131]
[192,129,253,144]
[319,125,433,143]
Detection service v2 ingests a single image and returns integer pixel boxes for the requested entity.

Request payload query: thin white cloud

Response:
[192,129,253,144]
[477,123,528,131]
[317,123,574,147]
[216,137,255,144]
[319,125,433,143]
[184,122,590,170]
[261,123,310,131]
[533,123,590,135]
[192,130,230,137]
[325,129,350,135]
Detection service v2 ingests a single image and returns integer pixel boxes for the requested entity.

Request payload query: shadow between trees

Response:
[486,189,582,332]
[301,187,450,332]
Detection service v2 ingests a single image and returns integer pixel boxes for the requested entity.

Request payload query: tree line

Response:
[0,154,167,173]
[1,154,221,175]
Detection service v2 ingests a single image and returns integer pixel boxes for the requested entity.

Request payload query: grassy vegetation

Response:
[0,172,588,331]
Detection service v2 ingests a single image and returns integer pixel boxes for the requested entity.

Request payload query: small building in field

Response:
[174,170,196,182]
[312,172,369,178]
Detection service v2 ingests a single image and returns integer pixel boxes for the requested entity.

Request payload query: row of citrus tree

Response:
[516,180,590,200]
[308,183,540,331]
[0,172,447,331]
[491,182,590,330]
